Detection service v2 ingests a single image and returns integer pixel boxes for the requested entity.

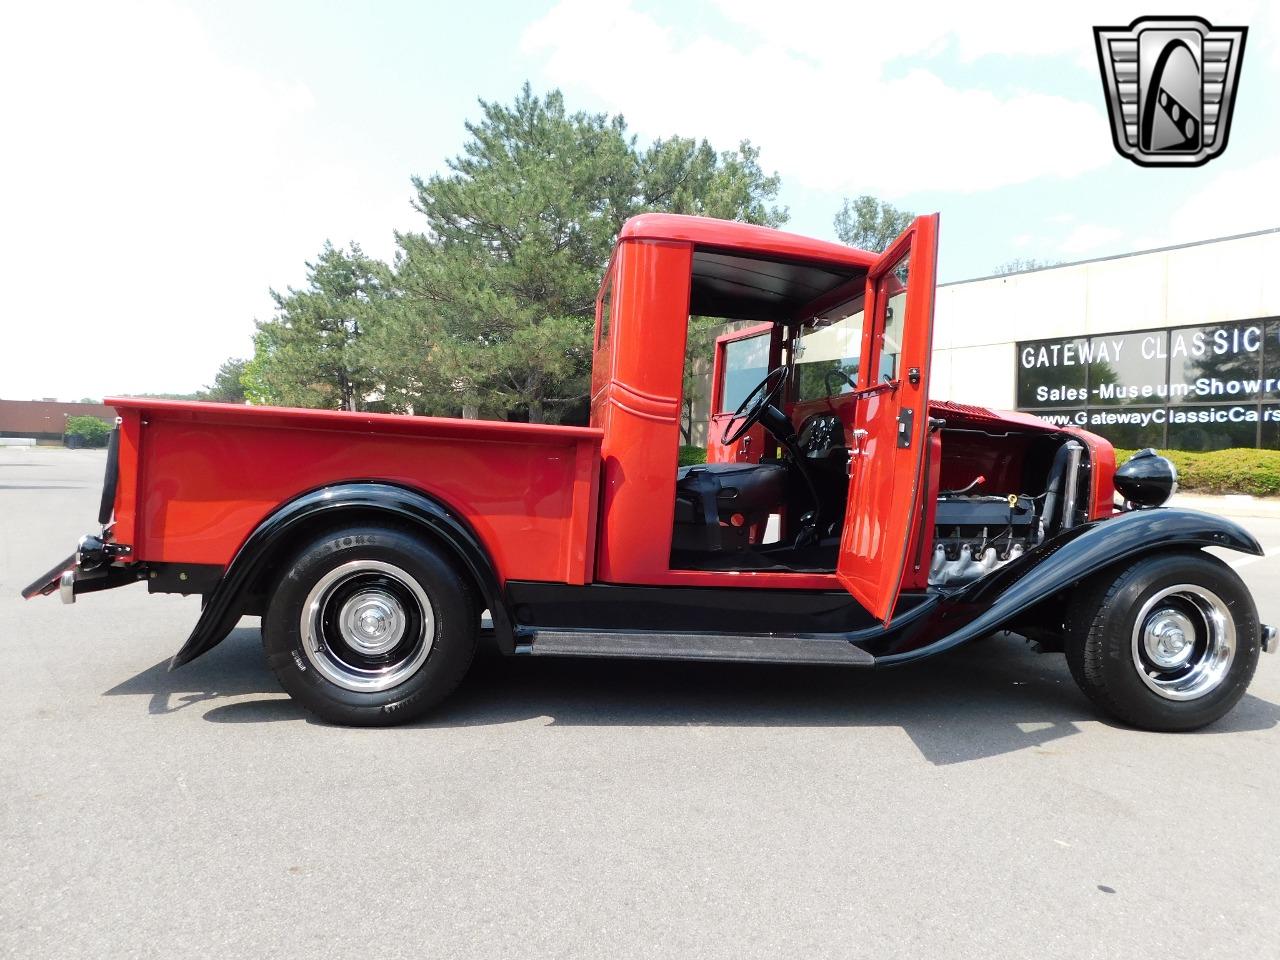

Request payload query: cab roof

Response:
[619,213,877,270]
[619,214,877,321]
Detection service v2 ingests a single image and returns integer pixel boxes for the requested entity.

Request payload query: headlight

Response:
[1114,448,1178,507]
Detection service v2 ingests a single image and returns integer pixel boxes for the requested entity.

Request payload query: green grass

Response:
[1114,447,1280,497]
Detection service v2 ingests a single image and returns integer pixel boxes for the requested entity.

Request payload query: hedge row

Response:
[1113,447,1280,497]
[64,416,111,448]
[678,445,708,467]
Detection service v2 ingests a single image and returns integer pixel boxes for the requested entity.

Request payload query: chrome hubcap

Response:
[1143,610,1196,669]
[301,560,435,693]
[339,591,405,656]
[1131,584,1235,701]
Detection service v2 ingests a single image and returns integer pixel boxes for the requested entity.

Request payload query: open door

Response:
[706,322,778,464]
[837,214,939,623]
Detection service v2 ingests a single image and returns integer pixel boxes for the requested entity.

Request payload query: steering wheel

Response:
[721,366,788,446]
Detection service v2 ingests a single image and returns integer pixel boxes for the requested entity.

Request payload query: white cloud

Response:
[0,0,410,400]
[521,0,1118,197]
[708,0,1118,70]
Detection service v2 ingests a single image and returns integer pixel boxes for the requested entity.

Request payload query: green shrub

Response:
[678,445,707,467]
[1113,446,1280,497]
[64,416,111,448]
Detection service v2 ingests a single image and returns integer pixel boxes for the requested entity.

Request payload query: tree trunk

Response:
[527,400,545,424]
[339,371,357,412]
[462,404,479,420]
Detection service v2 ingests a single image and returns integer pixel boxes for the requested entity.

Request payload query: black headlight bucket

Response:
[1115,448,1178,507]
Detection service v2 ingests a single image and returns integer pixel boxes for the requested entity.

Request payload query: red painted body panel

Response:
[838,215,941,622]
[104,398,602,585]
[591,239,691,583]
[621,214,877,271]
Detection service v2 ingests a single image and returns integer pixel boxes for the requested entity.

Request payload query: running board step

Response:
[521,629,875,666]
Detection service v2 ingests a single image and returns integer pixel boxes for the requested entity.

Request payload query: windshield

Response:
[793,295,864,402]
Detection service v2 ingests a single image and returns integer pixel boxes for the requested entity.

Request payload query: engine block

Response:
[929,494,1043,588]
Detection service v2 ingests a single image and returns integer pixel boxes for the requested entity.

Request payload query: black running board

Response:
[519,629,876,666]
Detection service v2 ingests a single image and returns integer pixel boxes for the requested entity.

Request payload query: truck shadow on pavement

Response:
[104,627,1280,766]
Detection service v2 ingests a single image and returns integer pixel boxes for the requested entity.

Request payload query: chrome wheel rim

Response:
[300,560,434,693]
[1130,584,1235,701]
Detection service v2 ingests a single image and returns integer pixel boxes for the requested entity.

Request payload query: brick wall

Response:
[0,399,116,441]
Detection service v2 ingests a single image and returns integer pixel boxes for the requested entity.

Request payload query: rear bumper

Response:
[20,535,137,603]
[22,421,134,604]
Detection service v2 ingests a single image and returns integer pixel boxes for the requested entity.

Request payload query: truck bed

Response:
[105,398,603,585]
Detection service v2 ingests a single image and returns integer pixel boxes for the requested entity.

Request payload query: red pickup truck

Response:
[25,213,1274,729]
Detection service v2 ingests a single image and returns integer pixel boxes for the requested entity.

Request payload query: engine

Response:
[929,493,1043,588]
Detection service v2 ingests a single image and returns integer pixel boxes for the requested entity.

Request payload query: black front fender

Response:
[169,482,510,669]
[865,508,1262,664]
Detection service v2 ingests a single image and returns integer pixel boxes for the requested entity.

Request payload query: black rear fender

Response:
[169,482,510,669]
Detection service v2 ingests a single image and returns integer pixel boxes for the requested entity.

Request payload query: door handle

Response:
[844,430,865,478]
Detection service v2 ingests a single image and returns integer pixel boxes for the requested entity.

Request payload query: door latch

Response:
[897,408,914,448]
[848,429,868,477]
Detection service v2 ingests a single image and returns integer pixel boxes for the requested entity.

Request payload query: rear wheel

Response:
[1066,551,1260,731]
[263,525,477,726]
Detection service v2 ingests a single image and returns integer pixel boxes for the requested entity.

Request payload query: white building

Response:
[931,227,1280,450]
[686,227,1280,451]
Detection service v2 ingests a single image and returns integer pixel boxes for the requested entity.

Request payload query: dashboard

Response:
[795,412,846,459]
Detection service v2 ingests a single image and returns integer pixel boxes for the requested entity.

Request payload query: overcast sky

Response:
[3,0,1278,401]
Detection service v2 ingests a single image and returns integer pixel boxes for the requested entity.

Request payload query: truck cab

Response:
[24,214,1272,730]
[589,214,1110,615]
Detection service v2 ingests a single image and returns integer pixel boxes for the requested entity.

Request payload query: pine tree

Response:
[245,243,393,411]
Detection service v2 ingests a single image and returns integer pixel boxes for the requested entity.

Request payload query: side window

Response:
[596,271,613,348]
[719,333,770,412]
[877,255,910,382]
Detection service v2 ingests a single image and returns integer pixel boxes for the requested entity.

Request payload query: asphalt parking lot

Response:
[2,447,1277,960]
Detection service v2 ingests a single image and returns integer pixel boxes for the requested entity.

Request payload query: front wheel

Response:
[262,525,478,726]
[1066,551,1260,731]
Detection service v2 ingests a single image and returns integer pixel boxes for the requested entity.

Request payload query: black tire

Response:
[1065,551,1260,731]
[262,525,478,726]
